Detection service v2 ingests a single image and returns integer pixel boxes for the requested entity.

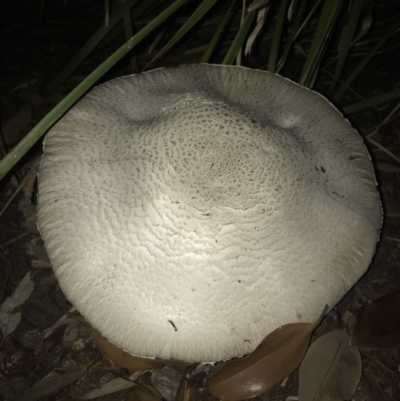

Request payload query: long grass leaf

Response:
[276,0,321,73]
[97,0,157,50]
[366,101,400,138]
[145,0,219,68]
[122,0,134,39]
[200,1,237,63]
[105,0,110,28]
[148,27,168,54]
[0,0,188,180]
[236,0,246,66]
[245,6,269,57]
[223,9,257,65]
[248,0,270,12]
[329,0,365,93]
[276,0,312,73]
[39,0,141,97]
[121,0,138,72]
[267,0,290,73]
[368,138,400,164]
[351,3,373,45]
[321,1,373,72]
[342,88,400,114]
[333,15,400,101]
[299,0,343,88]
[287,0,298,21]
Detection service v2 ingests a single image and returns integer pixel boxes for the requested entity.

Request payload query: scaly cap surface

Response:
[38,64,382,362]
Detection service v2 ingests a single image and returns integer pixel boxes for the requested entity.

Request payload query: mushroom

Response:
[37,64,382,363]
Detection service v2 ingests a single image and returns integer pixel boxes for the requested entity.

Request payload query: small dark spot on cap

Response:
[168,320,178,332]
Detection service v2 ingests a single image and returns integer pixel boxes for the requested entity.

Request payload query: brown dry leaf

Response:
[79,377,136,399]
[27,237,51,267]
[126,383,163,401]
[176,379,191,401]
[15,370,85,401]
[206,322,316,401]
[351,291,400,349]
[74,316,190,370]
[0,271,35,341]
[299,330,361,401]
[175,367,191,401]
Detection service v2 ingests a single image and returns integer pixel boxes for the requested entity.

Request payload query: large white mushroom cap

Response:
[38,64,382,362]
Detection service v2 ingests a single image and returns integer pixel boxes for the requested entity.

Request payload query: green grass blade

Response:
[248,0,270,12]
[342,88,400,114]
[365,102,400,137]
[222,9,257,65]
[236,0,246,65]
[368,138,400,164]
[105,0,110,27]
[267,0,290,73]
[121,0,138,72]
[145,0,219,68]
[0,0,188,180]
[276,0,308,73]
[148,27,168,54]
[299,0,343,88]
[39,0,141,97]
[333,15,400,101]
[122,1,134,39]
[350,2,373,45]
[97,0,158,50]
[329,0,365,93]
[200,1,237,63]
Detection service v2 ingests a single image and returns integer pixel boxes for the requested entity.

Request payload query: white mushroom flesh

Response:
[38,64,382,362]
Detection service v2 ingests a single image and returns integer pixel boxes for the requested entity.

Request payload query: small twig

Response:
[3,231,30,246]
[361,350,395,375]
[367,101,400,139]
[43,306,77,338]
[53,365,92,372]
[368,138,400,164]
[385,237,400,244]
